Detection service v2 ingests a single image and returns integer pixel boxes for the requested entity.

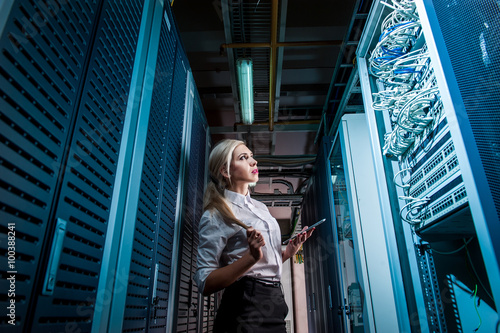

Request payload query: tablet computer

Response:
[282,218,326,245]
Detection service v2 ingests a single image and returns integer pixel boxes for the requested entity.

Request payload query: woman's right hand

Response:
[246,227,265,262]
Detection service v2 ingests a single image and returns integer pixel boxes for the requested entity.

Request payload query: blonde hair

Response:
[203,139,249,229]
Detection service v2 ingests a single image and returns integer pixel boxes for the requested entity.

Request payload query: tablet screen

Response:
[282,218,326,245]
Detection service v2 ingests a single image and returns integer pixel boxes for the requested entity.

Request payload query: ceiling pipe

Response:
[257,169,312,178]
[272,179,295,194]
[221,0,342,133]
[221,1,345,134]
[221,40,342,49]
[222,42,271,48]
[251,193,303,201]
[234,120,320,126]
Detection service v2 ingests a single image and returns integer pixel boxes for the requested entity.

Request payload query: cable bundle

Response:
[369,0,421,81]
[370,25,421,82]
[381,0,417,14]
[369,1,449,227]
[399,196,429,225]
[392,168,429,225]
[383,125,415,156]
[397,87,438,132]
[369,0,442,159]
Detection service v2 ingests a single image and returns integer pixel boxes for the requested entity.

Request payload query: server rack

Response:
[336,114,401,332]
[0,0,145,331]
[0,1,213,332]
[301,136,341,333]
[302,114,402,333]
[357,0,499,331]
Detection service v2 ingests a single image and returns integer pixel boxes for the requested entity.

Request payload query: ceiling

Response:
[172,0,371,236]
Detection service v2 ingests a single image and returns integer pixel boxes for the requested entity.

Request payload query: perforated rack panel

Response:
[147,8,180,333]
[431,0,500,225]
[121,5,178,332]
[415,247,447,332]
[0,0,218,331]
[0,1,101,329]
[28,1,144,332]
[176,92,208,333]
[163,29,187,238]
[0,0,142,331]
[202,294,216,332]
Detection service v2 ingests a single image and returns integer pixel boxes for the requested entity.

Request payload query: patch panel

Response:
[409,153,459,199]
[405,43,433,90]
[405,115,448,169]
[414,62,436,91]
[411,47,438,92]
[409,139,454,187]
[419,174,468,228]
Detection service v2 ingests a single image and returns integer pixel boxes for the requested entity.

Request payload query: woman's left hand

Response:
[282,226,314,262]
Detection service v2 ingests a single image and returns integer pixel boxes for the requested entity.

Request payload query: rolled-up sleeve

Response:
[194,211,228,294]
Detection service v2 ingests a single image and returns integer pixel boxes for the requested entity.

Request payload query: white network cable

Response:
[370,9,438,158]
[399,196,429,226]
[378,83,440,157]
[374,0,448,228]
[393,167,412,191]
[371,47,427,82]
[396,87,438,133]
[372,84,413,115]
[381,0,417,16]
[383,125,416,156]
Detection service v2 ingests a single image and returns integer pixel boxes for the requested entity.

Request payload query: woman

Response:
[194,139,314,333]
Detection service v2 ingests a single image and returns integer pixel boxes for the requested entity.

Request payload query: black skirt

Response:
[214,277,289,333]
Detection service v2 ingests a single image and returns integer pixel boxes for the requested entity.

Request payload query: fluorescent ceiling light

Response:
[236,58,254,124]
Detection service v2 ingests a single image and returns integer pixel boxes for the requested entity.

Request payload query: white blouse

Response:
[194,189,283,294]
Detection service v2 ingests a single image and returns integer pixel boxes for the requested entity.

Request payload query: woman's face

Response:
[226,144,258,188]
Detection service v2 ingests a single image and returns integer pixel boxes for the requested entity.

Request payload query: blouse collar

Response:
[224,189,253,207]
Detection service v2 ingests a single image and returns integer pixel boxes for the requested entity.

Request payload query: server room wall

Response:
[0,1,211,332]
